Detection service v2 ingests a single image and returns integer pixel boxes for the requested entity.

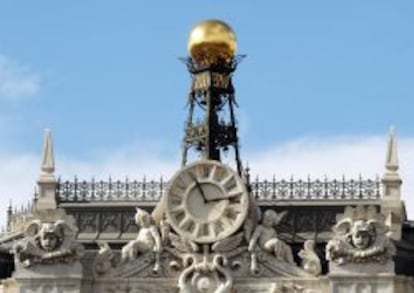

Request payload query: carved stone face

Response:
[40,232,59,251]
[350,220,374,250]
[38,223,60,251]
[263,210,276,227]
[138,213,151,227]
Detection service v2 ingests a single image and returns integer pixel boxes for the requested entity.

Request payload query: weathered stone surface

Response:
[326,206,395,274]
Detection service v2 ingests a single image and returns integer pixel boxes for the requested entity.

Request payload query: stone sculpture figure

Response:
[94,240,115,275]
[13,218,84,268]
[248,210,294,272]
[326,206,395,265]
[121,207,162,272]
[298,240,321,276]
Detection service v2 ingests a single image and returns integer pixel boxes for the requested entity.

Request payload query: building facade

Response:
[0,20,413,293]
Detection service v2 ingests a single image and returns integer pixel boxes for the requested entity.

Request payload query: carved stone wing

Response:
[24,220,42,237]
[273,210,288,226]
[367,219,387,235]
[169,232,199,253]
[54,220,76,239]
[212,232,244,253]
[333,219,352,236]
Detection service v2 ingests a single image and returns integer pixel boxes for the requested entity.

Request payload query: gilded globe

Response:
[188,20,237,65]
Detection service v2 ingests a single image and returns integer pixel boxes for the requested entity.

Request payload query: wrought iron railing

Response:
[57,176,381,203]
[57,177,166,202]
[250,176,381,201]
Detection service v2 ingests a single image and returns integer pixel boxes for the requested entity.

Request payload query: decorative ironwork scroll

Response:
[57,176,380,203]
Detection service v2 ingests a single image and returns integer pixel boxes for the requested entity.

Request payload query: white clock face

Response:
[165,160,249,243]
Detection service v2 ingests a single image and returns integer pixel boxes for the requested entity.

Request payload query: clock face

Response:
[165,160,249,243]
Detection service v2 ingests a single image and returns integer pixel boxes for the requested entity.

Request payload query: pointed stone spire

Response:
[385,126,399,175]
[381,126,404,240]
[36,129,57,210]
[7,200,12,232]
[40,129,55,181]
[382,126,402,190]
[242,161,251,187]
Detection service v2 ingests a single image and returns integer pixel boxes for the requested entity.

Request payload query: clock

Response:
[165,160,249,243]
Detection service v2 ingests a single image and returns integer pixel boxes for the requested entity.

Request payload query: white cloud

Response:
[246,136,387,178]
[245,135,414,218]
[1,134,414,230]
[58,144,178,180]
[0,55,40,100]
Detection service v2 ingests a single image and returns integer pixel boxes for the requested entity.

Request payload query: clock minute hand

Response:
[206,191,242,203]
[205,196,228,203]
[189,173,207,203]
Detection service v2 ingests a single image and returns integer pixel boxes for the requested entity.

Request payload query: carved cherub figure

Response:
[121,208,162,272]
[248,210,294,271]
[13,219,83,267]
[326,206,395,265]
[36,222,61,251]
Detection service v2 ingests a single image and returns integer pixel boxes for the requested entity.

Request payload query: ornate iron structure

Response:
[181,55,246,175]
[56,177,166,202]
[56,176,381,203]
[251,176,381,201]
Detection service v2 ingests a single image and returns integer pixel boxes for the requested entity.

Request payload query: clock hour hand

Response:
[189,173,207,203]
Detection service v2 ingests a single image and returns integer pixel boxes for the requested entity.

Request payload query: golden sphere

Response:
[188,20,237,64]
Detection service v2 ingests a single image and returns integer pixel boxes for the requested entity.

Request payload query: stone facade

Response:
[0,22,413,293]
[0,101,413,293]
[0,164,413,293]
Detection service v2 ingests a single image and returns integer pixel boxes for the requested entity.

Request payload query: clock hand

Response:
[188,173,207,203]
[205,196,229,203]
[206,190,242,203]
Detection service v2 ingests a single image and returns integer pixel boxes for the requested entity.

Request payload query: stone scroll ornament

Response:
[12,216,84,268]
[326,206,395,265]
[178,254,233,293]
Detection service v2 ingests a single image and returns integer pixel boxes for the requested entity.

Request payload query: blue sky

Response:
[0,1,414,225]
